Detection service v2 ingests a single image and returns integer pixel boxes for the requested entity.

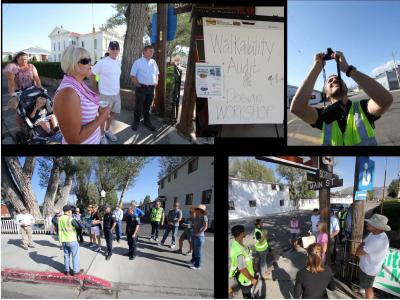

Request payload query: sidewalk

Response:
[1,223,214,298]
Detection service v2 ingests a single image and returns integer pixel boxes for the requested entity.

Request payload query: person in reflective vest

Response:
[150,200,164,241]
[290,51,393,146]
[58,205,84,276]
[253,219,269,278]
[229,225,257,299]
[337,206,346,244]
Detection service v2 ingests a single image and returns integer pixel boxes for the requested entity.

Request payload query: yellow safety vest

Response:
[321,101,377,146]
[58,215,77,243]
[229,240,255,286]
[150,207,164,222]
[253,228,269,252]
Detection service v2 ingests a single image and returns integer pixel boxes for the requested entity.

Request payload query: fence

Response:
[1,218,51,234]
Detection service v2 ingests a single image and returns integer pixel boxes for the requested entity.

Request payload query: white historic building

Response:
[299,196,353,210]
[229,177,295,220]
[140,157,214,229]
[287,84,322,107]
[48,26,124,62]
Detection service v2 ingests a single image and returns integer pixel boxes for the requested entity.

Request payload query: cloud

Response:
[372,60,399,77]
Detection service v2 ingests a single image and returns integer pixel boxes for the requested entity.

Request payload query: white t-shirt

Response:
[359,232,389,276]
[311,214,320,232]
[91,57,121,95]
[16,213,35,226]
[330,216,340,234]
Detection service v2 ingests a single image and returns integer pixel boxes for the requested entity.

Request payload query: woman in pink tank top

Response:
[53,46,110,144]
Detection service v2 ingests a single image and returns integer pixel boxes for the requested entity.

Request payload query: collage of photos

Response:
[1,1,399,300]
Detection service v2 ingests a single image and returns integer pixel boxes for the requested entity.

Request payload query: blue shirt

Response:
[330,216,340,234]
[130,57,159,85]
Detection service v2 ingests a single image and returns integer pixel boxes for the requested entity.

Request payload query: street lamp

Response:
[101,190,106,206]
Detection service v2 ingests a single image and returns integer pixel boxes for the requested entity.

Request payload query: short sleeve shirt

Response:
[5,63,36,90]
[360,232,389,276]
[91,57,121,95]
[330,216,340,234]
[193,215,208,236]
[167,209,182,226]
[130,57,159,85]
[311,100,380,133]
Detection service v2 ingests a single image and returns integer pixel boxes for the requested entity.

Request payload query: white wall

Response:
[158,157,214,227]
[299,197,353,210]
[256,6,284,17]
[229,178,294,220]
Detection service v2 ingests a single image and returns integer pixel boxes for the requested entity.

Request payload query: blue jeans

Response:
[63,241,79,273]
[192,235,205,268]
[161,224,179,245]
[115,220,122,241]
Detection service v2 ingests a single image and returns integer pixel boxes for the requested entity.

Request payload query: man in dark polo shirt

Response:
[124,205,140,260]
[103,205,116,260]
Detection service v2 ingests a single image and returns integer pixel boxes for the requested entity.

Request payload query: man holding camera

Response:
[290,50,393,146]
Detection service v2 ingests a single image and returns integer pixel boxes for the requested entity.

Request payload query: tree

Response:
[367,190,376,201]
[387,179,400,198]
[158,156,189,179]
[143,195,151,204]
[2,157,41,218]
[73,157,94,210]
[276,165,316,206]
[229,158,276,182]
[101,4,149,88]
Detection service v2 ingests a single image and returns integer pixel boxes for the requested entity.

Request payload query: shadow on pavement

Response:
[7,239,26,249]
[137,250,191,268]
[28,251,65,272]
[272,261,295,299]
[137,242,181,254]
[34,239,62,249]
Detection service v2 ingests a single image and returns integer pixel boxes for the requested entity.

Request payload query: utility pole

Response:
[380,157,387,214]
[92,4,96,62]
[319,156,332,263]
[154,3,168,117]
[350,157,365,256]
[392,52,400,89]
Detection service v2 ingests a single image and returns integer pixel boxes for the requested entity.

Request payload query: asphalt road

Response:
[1,223,214,298]
[288,89,400,145]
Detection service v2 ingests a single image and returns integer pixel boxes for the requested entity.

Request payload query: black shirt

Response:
[294,266,336,299]
[125,212,139,232]
[91,211,101,229]
[103,212,116,230]
[311,99,380,133]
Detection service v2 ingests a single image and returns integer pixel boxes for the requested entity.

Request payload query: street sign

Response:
[358,157,375,191]
[256,156,319,172]
[355,190,367,200]
[308,178,343,190]
[317,169,336,180]
[307,172,318,182]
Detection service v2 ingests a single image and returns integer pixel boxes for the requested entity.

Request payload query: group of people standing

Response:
[5,41,160,144]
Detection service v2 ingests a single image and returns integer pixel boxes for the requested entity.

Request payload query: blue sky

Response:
[24,157,161,206]
[2,4,119,52]
[288,1,400,90]
[234,156,400,192]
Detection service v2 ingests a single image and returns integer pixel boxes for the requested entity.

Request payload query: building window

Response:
[160,179,164,189]
[185,193,193,205]
[168,175,171,182]
[271,184,277,190]
[94,39,97,49]
[280,200,284,206]
[188,158,198,174]
[201,189,212,204]
[229,201,235,210]
[174,171,177,179]
[249,200,257,207]
[58,42,60,51]
[54,43,56,51]
[63,40,65,49]
[173,197,178,204]
[82,41,84,48]
[279,185,285,191]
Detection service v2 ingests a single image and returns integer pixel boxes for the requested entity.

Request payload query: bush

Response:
[166,66,174,95]
[31,61,64,79]
[373,201,400,231]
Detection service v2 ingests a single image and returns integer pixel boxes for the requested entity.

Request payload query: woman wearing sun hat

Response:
[190,204,208,270]
[356,214,390,299]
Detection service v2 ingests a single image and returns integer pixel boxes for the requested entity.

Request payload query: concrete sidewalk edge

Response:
[1,268,112,289]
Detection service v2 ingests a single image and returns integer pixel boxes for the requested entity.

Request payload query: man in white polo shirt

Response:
[15,208,35,250]
[356,214,390,299]
[130,45,159,131]
[91,41,122,144]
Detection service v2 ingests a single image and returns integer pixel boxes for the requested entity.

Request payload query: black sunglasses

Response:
[78,57,91,65]
[110,47,119,51]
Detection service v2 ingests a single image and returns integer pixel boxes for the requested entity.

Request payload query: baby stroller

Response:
[14,86,62,144]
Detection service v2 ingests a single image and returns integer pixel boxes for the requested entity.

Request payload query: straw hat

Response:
[365,214,391,231]
[53,209,61,215]
[195,204,207,212]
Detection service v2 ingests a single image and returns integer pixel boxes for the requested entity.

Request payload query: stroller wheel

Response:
[15,131,28,144]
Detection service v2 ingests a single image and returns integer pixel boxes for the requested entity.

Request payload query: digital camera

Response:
[323,48,334,61]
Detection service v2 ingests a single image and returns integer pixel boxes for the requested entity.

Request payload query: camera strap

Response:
[323,57,345,112]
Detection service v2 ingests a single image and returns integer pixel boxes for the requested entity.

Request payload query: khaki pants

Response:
[20,225,33,247]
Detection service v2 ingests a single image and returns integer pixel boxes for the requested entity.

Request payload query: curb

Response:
[1,268,112,289]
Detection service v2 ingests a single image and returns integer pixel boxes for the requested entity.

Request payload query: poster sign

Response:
[358,157,375,191]
[195,63,223,97]
[203,17,284,124]
[373,248,400,297]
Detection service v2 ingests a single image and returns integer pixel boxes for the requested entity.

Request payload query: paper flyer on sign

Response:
[195,63,223,97]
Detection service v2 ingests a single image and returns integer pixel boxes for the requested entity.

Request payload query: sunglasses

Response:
[78,58,91,65]
[110,47,119,51]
